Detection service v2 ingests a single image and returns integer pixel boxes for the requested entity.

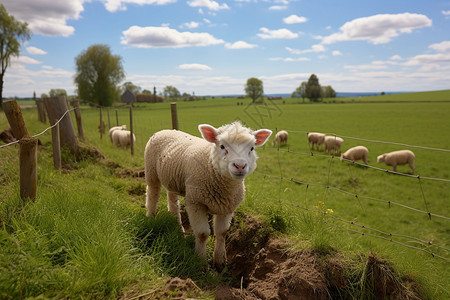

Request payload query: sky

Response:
[2,0,450,97]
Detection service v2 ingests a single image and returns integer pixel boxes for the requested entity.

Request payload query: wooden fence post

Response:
[107,108,111,129]
[44,96,79,155]
[99,107,104,139]
[72,100,85,141]
[129,105,134,155]
[115,109,119,126]
[36,99,47,124]
[2,100,37,200]
[51,121,61,170]
[171,102,178,130]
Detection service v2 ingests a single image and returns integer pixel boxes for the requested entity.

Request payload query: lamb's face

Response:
[199,122,272,180]
[377,154,385,163]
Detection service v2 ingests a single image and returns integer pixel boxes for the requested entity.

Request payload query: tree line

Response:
[1,4,336,108]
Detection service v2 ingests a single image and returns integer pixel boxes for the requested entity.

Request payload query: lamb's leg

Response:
[392,164,397,172]
[145,181,161,217]
[167,190,184,231]
[185,203,210,260]
[213,213,233,270]
[409,160,415,173]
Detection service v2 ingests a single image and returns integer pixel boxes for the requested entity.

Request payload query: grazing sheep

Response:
[324,135,344,155]
[273,130,288,146]
[144,122,272,269]
[112,130,136,147]
[109,125,126,143]
[377,150,415,173]
[307,132,326,150]
[340,146,369,165]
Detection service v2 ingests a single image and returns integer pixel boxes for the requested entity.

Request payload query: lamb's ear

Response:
[253,129,272,147]
[199,124,218,143]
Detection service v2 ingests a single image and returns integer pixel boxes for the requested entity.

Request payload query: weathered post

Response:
[72,100,85,141]
[171,102,178,130]
[2,100,38,200]
[129,105,134,155]
[51,121,61,170]
[36,99,47,124]
[44,96,79,155]
[115,109,119,126]
[99,107,103,139]
[107,108,111,129]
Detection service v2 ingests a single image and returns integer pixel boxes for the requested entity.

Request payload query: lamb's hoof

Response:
[213,261,227,272]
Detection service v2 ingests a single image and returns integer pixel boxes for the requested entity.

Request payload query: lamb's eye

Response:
[220,145,225,150]
[250,147,254,151]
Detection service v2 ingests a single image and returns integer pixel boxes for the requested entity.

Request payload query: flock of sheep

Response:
[107,121,416,268]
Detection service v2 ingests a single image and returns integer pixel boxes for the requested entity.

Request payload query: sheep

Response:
[112,130,136,147]
[272,130,288,146]
[109,125,126,143]
[377,150,415,173]
[340,146,369,165]
[324,135,344,155]
[144,121,272,269]
[307,132,326,150]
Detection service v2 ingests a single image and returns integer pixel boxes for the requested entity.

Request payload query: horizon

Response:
[2,1,450,98]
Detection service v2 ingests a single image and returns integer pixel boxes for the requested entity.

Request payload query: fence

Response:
[0,101,448,262]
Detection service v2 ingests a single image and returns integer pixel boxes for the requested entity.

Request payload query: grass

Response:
[1,90,449,298]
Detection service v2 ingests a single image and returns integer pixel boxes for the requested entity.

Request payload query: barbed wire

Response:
[0,107,76,150]
[262,147,450,183]
[284,129,450,153]
[256,172,450,221]
[289,203,449,260]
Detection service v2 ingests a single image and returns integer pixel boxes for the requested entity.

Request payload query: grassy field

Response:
[1,90,449,298]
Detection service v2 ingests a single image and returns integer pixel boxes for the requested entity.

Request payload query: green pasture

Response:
[0,90,449,298]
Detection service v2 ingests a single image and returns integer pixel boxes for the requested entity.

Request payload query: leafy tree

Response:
[141,89,152,95]
[41,93,48,98]
[74,44,124,106]
[49,89,67,97]
[305,74,322,102]
[322,86,336,98]
[121,81,141,95]
[292,81,307,102]
[245,77,264,103]
[163,85,180,99]
[0,4,31,108]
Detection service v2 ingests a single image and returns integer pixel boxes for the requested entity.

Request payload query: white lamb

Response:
[272,130,288,146]
[112,130,136,147]
[377,150,415,173]
[307,132,326,150]
[109,125,126,143]
[340,146,369,165]
[324,135,344,155]
[144,122,272,269]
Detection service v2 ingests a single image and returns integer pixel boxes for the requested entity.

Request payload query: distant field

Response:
[1,90,449,298]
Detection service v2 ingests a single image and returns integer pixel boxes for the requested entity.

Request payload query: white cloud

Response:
[3,0,85,37]
[103,0,177,12]
[321,13,432,45]
[11,56,42,65]
[442,10,450,17]
[429,41,450,53]
[269,57,310,62]
[182,21,200,29]
[390,55,402,60]
[269,6,287,11]
[121,26,224,48]
[178,63,212,70]
[332,50,342,56]
[286,44,325,55]
[258,27,298,39]
[344,64,388,70]
[225,41,257,49]
[283,15,308,24]
[26,46,47,55]
[187,0,230,11]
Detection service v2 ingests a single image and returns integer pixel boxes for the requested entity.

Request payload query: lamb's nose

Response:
[233,163,247,171]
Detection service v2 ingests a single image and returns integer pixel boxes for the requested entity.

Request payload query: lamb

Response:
[109,125,126,143]
[112,130,136,147]
[273,130,288,146]
[324,135,344,155]
[307,132,326,150]
[144,122,272,269]
[340,146,369,165]
[377,150,415,173]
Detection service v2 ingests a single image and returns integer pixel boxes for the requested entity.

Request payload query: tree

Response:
[49,89,67,97]
[305,74,322,102]
[322,86,336,98]
[74,44,124,106]
[142,89,152,95]
[163,85,180,99]
[0,4,31,108]
[121,81,141,95]
[292,81,307,102]
[245,77,264,103]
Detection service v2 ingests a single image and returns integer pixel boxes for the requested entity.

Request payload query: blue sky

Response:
[3,0,450,97]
